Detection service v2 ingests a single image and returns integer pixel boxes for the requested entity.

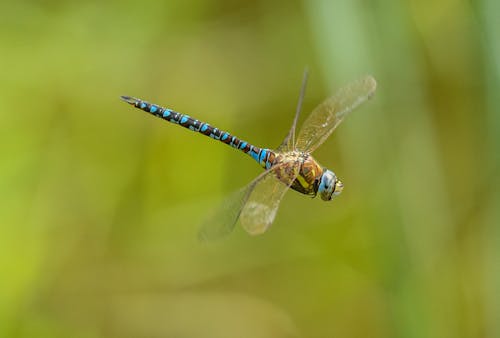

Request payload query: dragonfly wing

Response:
[198,161,297,240]
[277,69,309,152]
[240,161,300,235]
[295,75,377,153]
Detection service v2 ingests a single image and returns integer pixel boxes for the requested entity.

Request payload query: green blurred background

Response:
[1,1,498,337]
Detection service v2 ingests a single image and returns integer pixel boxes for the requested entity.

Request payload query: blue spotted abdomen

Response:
[121,96,276,169]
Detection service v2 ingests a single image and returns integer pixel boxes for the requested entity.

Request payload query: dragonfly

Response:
[121,72,376,239]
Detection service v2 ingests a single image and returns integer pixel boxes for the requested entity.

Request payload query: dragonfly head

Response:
[318,169,344,201]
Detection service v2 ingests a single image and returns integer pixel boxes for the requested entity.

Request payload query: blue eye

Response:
[318,170,337,201]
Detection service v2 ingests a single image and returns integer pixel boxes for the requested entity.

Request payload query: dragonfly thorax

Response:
[273,151,343,200]
[273,152,321,197]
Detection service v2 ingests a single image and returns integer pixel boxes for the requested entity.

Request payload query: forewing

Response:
[240,161,300,235]
[295,75,377,153]
[277,69,309,152]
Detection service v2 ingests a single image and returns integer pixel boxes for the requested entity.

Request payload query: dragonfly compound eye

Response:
[318,169,338,201]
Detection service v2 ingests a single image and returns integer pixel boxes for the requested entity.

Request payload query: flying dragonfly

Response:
[121,72,376,239]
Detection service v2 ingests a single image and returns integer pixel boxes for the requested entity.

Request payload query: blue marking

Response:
[259,149,267,164]
[250,149,260,162]
[239,141,247,150]
[150,105,158,113]
[180,115,189,124]
[140,102,147,109]
[266,161,272,169]
[163,109,171,118]
[221,133,229,141]
[201,124,208,132]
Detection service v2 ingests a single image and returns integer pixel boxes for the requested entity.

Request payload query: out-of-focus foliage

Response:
[1,1,498,337]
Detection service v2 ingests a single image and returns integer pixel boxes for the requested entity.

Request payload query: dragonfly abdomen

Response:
[121,96,276,169]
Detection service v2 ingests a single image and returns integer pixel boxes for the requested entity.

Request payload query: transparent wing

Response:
[198,161,298,240]
[276,68,309,152]
[295,75,377,153]
[240,162,300,235]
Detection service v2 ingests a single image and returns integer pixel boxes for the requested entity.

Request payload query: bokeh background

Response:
[1,1,499,337]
